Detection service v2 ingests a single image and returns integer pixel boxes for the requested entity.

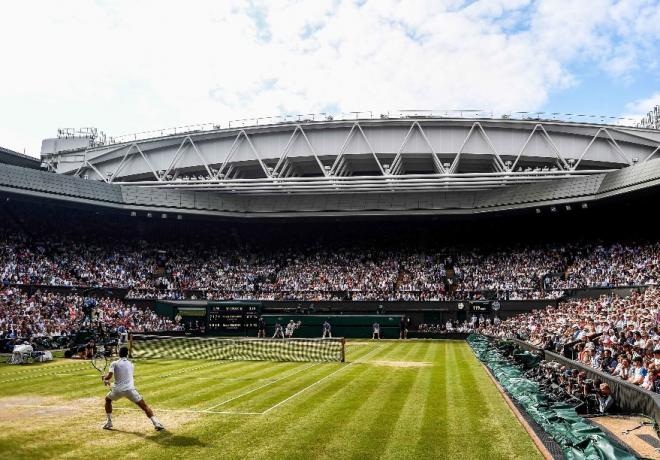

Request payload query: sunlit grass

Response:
[0,341,541,460]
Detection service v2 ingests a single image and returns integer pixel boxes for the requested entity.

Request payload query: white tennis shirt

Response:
[109,357,136,391]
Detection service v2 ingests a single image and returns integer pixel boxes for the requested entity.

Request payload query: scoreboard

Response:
[206,301,261,335]
[469,301,491,313]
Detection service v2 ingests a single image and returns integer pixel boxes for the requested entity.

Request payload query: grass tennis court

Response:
[0,340,542,460]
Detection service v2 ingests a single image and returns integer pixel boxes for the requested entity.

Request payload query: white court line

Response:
[0,368,95,385]
[261,345,384,414]
[0,362,90,376]
[158,360,229,378]
[3,404,259,416]
[114,406,261,416]
[202,362,320,412]
[161,376,276,382]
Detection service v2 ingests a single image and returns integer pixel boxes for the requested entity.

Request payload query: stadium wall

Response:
[151,299,556,337]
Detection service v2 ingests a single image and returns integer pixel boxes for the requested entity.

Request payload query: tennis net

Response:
[129,334,345,362]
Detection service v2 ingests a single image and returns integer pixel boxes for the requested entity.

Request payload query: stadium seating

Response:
[2,221,658,300]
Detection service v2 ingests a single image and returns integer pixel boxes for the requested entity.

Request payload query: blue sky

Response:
[544,70,659,117]
[0,0,659,156]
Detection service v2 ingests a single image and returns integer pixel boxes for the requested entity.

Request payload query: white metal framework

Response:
[42,116,660,195]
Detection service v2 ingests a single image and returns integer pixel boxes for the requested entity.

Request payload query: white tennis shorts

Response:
[106,388,143,403]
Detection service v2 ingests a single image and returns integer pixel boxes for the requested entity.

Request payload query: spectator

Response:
[597,383,615,414]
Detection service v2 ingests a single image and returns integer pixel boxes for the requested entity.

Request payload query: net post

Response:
[341,338,346,363]
[128,332,133,358]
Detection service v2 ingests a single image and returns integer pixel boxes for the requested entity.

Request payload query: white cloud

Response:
[0,0,658,156]
[619,92,660,124]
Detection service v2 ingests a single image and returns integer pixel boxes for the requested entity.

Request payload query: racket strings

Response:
[91,353,108,373]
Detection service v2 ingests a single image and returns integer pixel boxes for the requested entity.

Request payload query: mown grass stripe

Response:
[181,361,310,410]
[0,360,91,376]
[227,363,345,412]
[413,341,446,458]
[261,344,385,414]
[329,342,426,459]
[203,362,320,411]
[165,345,385,459]
[131,361,294,409]
[236,356,379,458]
[379,342,437,459]
[458,345,541,459]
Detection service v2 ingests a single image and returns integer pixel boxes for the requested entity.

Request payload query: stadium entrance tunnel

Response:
[468,334,648,460]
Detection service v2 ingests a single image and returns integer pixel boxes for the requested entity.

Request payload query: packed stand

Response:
[0,287,180,353]
[481,287,660,394]
[2,227,660,301]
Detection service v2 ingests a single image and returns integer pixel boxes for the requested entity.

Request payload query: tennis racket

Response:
[91,352,108,375]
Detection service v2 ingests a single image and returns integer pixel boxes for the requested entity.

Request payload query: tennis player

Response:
[322,320,332,338]
[399,316,408,339]
[372,322,381,340]
[102,346,164,431]
[285,320,296,338]
[273,322,285,339]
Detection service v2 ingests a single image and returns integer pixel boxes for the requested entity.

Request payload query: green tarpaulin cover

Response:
[468,334,637,460]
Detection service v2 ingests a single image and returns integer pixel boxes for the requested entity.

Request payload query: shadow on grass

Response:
[109,429,206,447]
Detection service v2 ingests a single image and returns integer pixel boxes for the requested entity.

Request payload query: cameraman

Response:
[82,298,97,325]
[596,383,614,414]
[575,373,606,414]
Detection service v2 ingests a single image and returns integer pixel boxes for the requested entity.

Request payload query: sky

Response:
[1,0,659,157]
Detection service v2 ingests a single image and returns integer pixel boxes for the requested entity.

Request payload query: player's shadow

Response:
[110,429,206,447]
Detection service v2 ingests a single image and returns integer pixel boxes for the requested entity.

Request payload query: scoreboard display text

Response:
[206,302,261,335]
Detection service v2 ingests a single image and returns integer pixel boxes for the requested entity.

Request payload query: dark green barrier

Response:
[468,335,637,460]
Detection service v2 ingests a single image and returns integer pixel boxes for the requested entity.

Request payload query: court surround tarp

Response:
[468,334,637,460]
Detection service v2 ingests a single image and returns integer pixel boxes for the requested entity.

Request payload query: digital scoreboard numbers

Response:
[469,301,491,313]
[243,303,260,329]
[207,302,261,335]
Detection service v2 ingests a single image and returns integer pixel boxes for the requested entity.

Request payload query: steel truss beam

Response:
[214,130,271,179]
[108,143,160,183]
[449,122,506,174]
[74,119,653,187]
[642,145,660,164]
[272,124,326,177]
[390,122,445,175]
[573,127,632,170]
[161,136,213,181]
[116,169,609,194]
[329,122,385,176]
[511,124,569,172]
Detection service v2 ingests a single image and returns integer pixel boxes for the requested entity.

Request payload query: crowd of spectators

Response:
[0,287,179,351]
[481,287,660,394]
[558,243,660,288]
[2,227,660,301]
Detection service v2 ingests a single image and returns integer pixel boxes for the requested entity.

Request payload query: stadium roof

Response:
[0,145,41,170]
[13,114,658,217]
[2,155,660,218]
[41,116,660,195]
